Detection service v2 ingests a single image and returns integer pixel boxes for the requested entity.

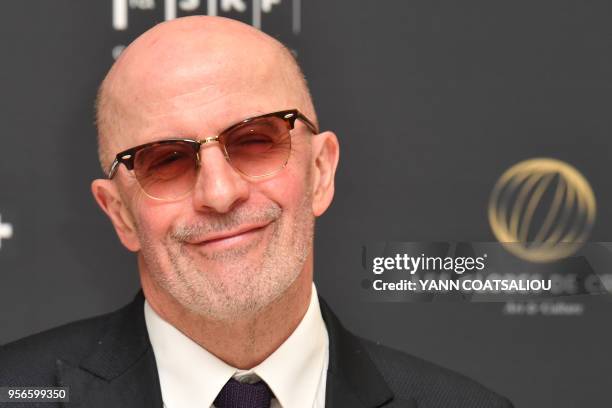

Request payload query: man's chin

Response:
[179,267,294,321]
[184,289,273,322]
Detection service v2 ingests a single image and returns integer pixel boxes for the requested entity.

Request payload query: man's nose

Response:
[191,143,249,214]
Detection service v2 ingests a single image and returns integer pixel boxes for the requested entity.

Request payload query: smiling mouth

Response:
[186,223,271,251]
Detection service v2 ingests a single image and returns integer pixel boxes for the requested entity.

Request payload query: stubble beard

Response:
[138,191,314,322]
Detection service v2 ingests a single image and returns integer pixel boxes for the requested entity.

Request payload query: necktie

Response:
[214,378,273,408]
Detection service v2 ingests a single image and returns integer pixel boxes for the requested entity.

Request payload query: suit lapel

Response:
[319,297,418,408]
[56,291,163,408]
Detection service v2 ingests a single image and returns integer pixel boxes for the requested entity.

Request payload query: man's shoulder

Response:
[0,306,120,385]
[357,336,513,408]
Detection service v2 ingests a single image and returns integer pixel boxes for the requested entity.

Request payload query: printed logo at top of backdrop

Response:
[112,0,302,32]
[488,158,597,263]
[110,0,303,59]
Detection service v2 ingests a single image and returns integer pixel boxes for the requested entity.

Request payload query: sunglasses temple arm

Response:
[107,159,120,179]
[297,112,319,135]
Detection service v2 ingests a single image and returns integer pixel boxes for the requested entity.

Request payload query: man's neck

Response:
[140,267,313,369]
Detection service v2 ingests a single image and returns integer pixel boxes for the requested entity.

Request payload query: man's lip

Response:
[185,222,271,245]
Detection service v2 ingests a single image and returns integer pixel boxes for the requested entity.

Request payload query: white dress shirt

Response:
[144,283,329,408]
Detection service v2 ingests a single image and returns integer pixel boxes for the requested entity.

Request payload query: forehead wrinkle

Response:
[130,78,278,122]
[138,84,224,117]
[119,68,296,135]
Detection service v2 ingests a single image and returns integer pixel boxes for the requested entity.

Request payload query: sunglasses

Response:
[107,109,318,201]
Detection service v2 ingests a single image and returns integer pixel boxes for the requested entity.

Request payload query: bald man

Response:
[0,16,512,408]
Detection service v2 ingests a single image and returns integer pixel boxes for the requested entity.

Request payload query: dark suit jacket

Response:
[0,291,513,408]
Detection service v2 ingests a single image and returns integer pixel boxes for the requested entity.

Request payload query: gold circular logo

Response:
[488,158,596,262]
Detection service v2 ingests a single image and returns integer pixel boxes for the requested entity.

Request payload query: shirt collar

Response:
[144,283,328,408]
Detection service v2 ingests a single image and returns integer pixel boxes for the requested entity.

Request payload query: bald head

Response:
[95,16,315,173]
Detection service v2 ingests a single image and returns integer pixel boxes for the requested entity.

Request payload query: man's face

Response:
[96,30,330,321]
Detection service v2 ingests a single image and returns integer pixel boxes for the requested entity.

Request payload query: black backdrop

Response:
[1,1,611,406]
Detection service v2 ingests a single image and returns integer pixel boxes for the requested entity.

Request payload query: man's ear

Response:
[91,179,141,252]
[311,131,340,216]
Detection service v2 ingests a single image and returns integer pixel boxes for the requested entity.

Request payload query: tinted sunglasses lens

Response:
[133,142,198,200]
[222,116,291,177]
